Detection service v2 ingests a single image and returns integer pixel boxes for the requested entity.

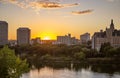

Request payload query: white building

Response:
[0,21,8,45]
[31,37,41,45]
[92,19,120,51]
[80,33,90,44]
[57,34,78,45]
[17,27,31,45]
[8,40,17,46]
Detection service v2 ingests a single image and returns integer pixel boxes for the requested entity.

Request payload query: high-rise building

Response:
[0,21,8,45]
[92,19,120,51]
[80,33,90,44]
[17,27,31,45]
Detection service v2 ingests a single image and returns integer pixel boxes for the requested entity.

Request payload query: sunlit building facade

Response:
[92,20,120,51]
[31,37,41,45]
[8,40,17,46]
[80,32,90,44]
[57,34,78,45]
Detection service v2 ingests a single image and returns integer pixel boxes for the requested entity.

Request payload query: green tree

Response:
[105,48,116,57]
[100,42,112,53]
[0,46,29,78]
[74,52,86,60]
[41,54,52,60]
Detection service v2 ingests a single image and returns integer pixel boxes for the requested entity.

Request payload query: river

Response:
[21,63,120,78]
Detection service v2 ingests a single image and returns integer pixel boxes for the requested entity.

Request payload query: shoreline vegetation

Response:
[9,43,120,66]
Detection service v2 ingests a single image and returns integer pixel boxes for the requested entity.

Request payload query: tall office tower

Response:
[0,21,8,45]
[17,27,31,45]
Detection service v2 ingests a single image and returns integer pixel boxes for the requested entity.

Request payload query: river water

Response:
[21,63,120,78]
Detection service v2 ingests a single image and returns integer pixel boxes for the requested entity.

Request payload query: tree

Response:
[105,48,116,57]
[100,42,112,53]
[74,52,86,60]
[0,46,29,78]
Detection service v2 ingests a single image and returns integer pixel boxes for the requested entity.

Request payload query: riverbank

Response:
[26,56,120,68]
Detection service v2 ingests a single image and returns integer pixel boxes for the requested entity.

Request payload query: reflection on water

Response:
[22,63,120,78]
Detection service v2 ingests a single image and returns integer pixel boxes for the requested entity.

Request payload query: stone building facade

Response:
[92,20,120,51]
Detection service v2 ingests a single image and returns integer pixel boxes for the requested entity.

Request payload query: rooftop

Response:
[0,21,7,24]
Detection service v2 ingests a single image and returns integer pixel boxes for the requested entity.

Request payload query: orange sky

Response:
[0,0,120,40]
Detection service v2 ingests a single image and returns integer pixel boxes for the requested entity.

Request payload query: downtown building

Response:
[57,34,78,45]
[80,32,90,44]
[92,20,120,51]
[0,21,8,45]
[17,27,31,45]
[31,37,41,45]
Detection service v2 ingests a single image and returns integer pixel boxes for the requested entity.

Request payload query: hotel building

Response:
[92,20,120,51]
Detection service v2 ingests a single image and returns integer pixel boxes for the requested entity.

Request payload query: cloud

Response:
[72,9,93,15]
[0,0,29,8]
[30,1,63,9]
[2,0,93,15]
[0,0,79,9]
[64,3,79,7]
[0,0,80,15]
[29,1,79,9]
[0,0,17,3]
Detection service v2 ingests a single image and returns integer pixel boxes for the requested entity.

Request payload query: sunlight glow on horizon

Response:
[43,36,51,40]
[38,32,57,40]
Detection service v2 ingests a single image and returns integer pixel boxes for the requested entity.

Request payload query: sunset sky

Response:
[0,0,120,40]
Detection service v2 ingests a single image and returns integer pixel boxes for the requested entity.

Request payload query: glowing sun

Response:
[43,36,51,40]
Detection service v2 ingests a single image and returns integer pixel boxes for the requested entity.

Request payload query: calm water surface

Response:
[21,63,120,78]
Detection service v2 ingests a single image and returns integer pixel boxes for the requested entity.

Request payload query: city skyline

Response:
[0,0,120,40]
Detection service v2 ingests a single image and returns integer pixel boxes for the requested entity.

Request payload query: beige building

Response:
[31,37,41,44]
[17,27,31,45]
[8,40,17,46]
[0,21,8,45]
[80,32,90,44]
[92,19,120,51]
[57,34,78,45]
